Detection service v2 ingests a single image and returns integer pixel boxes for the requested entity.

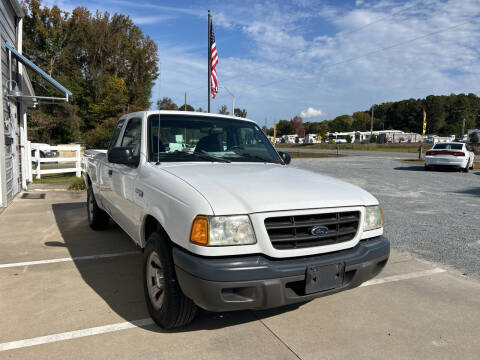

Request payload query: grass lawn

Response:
[32,174,79,184]
[277,143,432,153]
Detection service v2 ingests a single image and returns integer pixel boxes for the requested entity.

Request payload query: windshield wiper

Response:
[232,151,272,163]
[193,150,231,163]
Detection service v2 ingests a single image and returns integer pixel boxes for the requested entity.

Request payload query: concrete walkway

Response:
[0,190,479,359]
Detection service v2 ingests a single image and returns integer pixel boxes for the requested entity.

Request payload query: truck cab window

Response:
[121,118,142,163]
[108,118,126,151]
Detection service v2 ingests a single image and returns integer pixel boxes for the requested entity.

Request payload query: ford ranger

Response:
[83,111,389,329]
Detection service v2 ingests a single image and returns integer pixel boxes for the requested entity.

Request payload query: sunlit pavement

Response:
[0,183,479,359]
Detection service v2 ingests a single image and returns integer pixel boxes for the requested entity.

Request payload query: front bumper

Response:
[173,236,390,312]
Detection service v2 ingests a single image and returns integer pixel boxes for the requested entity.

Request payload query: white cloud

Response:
[41,0,480,127]
[300,107,325,118]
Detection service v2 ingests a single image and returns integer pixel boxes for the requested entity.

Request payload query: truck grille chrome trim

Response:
[264,211,360,249]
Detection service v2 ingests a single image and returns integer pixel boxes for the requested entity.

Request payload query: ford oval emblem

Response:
[311,226,329,236]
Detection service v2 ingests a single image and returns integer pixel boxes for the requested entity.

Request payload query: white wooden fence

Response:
[30,143,82,179]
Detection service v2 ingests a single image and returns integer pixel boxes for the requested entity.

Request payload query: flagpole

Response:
[207,10,211,113]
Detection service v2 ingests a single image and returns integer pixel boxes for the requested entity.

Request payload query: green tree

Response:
[157,97,178,110]
[370,134,377,143]
[89,76,128,122]
[218,105,229,115]
[234,108,247,118]
[276,120,293,136]
[22,0,159,144]
[470,132,479,143]
[291,116,304,137]
[178,104,194,111]
[346,135,352,143]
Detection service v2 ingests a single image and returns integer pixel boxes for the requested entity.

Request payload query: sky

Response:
[44,0,480,127]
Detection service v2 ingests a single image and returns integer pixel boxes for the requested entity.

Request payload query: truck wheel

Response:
[87,187,110,230]
[424,165,431,171]
[143,232,197,329]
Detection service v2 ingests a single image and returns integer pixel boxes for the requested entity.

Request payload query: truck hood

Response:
[161,163,378,215]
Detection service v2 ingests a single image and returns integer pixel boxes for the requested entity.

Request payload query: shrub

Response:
[83,117,118,149]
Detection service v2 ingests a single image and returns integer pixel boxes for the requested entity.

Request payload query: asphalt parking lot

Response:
[1,156,480,359]
[293,156,480,278]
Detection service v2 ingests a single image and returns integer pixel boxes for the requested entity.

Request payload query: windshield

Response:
[433,143,463,150]
[148,114,282,163]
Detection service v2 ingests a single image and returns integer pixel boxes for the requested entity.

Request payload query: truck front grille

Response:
[264,211,360,250]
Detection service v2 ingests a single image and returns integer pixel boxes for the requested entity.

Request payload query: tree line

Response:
[22,2,480,147]
[265,93,480,140]
[23,0,159,148]
[157,97,247,118]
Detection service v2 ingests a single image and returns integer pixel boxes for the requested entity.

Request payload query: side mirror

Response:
[278,151,291,165]
[108,147,137,166]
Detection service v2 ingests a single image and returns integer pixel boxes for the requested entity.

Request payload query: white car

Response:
[425,142,475,172]
[83,111,389,329]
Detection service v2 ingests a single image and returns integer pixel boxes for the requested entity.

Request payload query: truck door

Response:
[110,117,143,242]
[100,118,126,215]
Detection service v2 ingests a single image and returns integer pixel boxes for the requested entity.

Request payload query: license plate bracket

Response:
[305,263,345,294]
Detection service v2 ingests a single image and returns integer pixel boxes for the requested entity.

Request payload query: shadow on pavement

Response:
[394,165,465,172]
[453,187,480,197]
[393,166,424,171]
[52,202,306,333]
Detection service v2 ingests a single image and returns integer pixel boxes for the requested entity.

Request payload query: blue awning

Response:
[4,42,72,99]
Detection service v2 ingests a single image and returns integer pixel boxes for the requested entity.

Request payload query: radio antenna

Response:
[156,61,162,165]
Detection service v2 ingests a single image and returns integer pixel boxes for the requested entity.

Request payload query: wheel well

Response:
[85,174,92,188]
[144,215,172,246]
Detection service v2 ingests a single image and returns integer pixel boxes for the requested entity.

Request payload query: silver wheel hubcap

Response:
[146,251,165,310]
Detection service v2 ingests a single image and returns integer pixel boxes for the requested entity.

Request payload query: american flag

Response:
[210,23,218,99]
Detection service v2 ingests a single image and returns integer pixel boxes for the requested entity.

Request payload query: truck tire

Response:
[87,187,110,230]
[143,232,197,329]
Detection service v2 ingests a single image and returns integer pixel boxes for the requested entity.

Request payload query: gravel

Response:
[292,155,480,278]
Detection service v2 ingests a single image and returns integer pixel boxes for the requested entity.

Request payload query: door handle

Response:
[108,169,113,176]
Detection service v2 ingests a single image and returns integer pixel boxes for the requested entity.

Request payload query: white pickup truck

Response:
[83,111,389,329]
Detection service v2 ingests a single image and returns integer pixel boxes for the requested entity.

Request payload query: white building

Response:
[0,0,71,207]
[425,135,456,144]
[328,130,422,144]
[282,134,298,144]
[304,134,319,144]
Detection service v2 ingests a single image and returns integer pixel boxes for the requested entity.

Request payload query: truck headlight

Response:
[190,215,256,246]
[363,205,384,231]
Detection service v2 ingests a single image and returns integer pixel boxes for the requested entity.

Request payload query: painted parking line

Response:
[0,251,141,269]
[0,267,447,352]
[0,318,154,352]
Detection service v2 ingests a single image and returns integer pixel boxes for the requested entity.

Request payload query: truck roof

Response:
[121,110,257,124]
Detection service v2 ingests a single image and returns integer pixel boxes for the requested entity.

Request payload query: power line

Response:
[244,18,474,93]
[339,2,419,37]
[177,2,423,97]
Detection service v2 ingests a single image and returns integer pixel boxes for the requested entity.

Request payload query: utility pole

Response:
[370,105,374,143]
[184,92,187,111]
[462,118,466,139]
[221,86,235,115]
[207,10,211,113]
